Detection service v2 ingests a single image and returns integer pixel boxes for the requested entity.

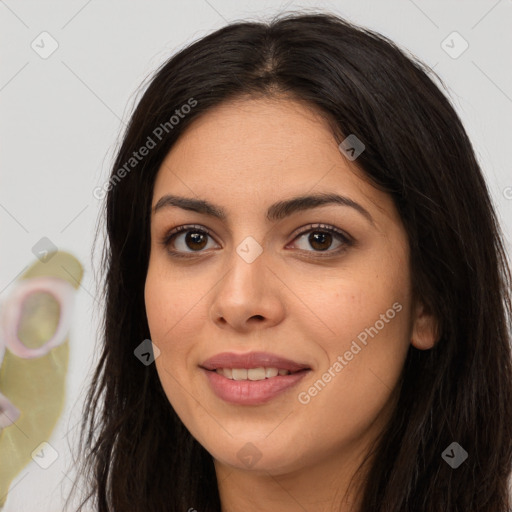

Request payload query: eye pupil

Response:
[309,231,332,251]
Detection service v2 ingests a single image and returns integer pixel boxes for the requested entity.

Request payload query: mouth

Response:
[199,352,312,405]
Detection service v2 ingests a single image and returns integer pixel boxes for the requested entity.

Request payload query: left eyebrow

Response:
[153,192,374,225]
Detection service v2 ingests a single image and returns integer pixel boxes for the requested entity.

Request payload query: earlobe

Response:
[411,299,439,350]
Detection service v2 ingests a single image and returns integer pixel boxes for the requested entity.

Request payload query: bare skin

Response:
[144,96,437,512]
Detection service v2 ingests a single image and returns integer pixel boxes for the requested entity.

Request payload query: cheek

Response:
[303,251,410,346]
[298,249,412,411]
[296,301,410,445]
[144,256,197,342]
[145,265,196,410]
[144,258,210,388]
[144,274,169,341]
[145,268,185,373]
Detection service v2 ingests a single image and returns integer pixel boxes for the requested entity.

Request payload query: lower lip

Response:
[201,368,310,405]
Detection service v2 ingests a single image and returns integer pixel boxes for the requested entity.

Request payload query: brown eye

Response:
[308,231,333,251]
[290,224,352,255]
[162,225,218,256]
[184,231,208,251]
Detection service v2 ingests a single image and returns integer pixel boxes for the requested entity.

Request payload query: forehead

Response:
[158,96,339,176]
[152,97,398,226]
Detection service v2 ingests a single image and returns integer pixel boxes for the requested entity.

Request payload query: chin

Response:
[206,436,307,475]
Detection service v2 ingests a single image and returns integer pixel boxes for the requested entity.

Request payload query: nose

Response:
[209,245,286,332]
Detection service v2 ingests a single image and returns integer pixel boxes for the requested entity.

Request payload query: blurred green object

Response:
[18,291,61,349]
[0,251,83,508]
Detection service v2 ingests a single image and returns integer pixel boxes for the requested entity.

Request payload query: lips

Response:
[200,351,311,373]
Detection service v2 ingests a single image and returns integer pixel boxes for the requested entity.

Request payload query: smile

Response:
[202,367,310,405]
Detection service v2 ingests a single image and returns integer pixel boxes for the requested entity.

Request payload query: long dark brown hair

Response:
[69,11,512,511]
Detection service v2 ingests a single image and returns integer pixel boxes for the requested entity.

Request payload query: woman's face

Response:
[145,97,435,481]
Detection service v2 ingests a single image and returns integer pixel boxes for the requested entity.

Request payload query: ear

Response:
[411,299,438,350]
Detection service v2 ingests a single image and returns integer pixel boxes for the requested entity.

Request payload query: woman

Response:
[73,11,512,512]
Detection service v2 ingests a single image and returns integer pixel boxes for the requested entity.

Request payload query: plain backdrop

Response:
[1,1,511,510]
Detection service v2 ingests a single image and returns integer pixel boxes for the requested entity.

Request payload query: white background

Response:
[1,1,511,510]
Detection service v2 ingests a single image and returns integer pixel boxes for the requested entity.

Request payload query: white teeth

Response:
[248,367,266,380]
[231,368,247,380]
[265,367,279,378]
[214,367,291,380]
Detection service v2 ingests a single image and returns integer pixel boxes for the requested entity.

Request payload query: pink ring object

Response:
[0,276,76,359]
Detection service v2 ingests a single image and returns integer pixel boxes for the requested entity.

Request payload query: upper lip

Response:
[200,352,311,372]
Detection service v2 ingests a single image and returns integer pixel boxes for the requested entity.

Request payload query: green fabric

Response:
[0,252,83,507]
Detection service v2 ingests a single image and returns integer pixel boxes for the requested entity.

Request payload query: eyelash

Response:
[160,223,354,259]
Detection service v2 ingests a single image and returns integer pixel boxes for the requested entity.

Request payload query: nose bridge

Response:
[210,234,284,328]
[220,237,269,301]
